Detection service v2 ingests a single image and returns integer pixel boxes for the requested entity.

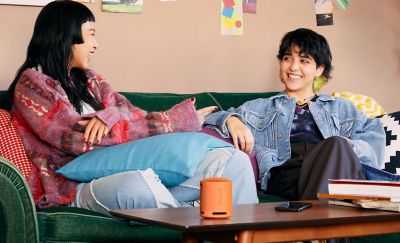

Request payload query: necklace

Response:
[296,94,315,107]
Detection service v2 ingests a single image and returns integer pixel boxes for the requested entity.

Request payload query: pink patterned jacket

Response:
[12,68,200,208]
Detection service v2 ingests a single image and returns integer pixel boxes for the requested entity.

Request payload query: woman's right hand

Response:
[77,117,109,145]
[226,116,254,154]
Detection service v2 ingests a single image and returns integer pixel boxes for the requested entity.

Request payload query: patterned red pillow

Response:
[0,109,43,201]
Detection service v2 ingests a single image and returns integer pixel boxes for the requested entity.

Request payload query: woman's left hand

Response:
[197,106,218,125]
[77,117,109,145]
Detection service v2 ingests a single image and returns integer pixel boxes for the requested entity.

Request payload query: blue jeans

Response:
[170,148,259,206]
[72,148,258,215]
[72,168,177,215]
[363,164,400,181]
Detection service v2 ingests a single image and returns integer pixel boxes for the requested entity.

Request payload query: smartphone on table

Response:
[275,201,312,212]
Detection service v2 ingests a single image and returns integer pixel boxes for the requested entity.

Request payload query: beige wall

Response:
[1,0,399,112]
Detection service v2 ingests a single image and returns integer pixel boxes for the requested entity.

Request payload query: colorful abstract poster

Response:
[221,0,243,36]
[103,0,143,14]
[332,0,348,10]
[243,0,256,14]
[314,0,334,26]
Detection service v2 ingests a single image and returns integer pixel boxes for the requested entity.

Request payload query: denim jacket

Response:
[205,92,388,190]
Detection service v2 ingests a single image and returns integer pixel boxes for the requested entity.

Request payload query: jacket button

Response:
[258,123,264,129]
[278,133,283,138]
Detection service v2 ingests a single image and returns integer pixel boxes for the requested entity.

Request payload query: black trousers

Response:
[267,136,366,201]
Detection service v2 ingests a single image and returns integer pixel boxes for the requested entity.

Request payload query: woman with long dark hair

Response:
[7,0,259,211]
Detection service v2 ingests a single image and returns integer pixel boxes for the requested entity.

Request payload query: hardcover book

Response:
[328,179,400,201]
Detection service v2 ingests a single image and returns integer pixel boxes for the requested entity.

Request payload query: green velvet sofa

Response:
[0,90,398,243]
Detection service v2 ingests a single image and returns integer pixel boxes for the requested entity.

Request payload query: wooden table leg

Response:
[237,230,255,243]
[182,232,198,243]
[182,231,237,243]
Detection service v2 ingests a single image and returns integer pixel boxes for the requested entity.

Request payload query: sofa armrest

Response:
[0,156,39,243]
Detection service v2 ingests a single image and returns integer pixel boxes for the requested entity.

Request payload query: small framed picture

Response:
[102,0,143,14]
[0,0,94,6]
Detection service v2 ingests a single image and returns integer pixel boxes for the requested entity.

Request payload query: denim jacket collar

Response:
[271,91,335,103]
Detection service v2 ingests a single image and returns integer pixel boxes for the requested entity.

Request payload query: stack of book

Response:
[318,179,400,212]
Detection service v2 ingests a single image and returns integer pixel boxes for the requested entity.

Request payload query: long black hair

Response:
[6,0,102,113]
[277,28,333,80]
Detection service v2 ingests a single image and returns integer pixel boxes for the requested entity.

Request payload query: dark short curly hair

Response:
[277,28,333,80]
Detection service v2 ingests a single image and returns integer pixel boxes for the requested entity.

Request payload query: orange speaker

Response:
[200,177,232,218]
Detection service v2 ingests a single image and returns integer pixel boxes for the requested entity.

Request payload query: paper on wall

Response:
[221,0,243,36]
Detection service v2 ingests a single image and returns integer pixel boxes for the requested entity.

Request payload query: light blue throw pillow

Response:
[57,132,232,187]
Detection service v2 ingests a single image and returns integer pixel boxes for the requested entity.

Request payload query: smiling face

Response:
[279,45,324,98]
[70,21,98,70]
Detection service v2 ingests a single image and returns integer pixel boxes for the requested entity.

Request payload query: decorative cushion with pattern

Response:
[377,111,400,174]
[0,109,44,201]
[332,92,385,118]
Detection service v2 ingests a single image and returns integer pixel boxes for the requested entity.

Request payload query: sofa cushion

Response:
[37,207,181,242]
[57,132,233,187]
[0,109,44,201]
[119,92,278,111]
[0,109,31,177]
[377,111,400,174]
[332,92,385,118]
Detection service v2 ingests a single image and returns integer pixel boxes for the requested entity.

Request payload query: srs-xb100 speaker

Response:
[200,177,232,218]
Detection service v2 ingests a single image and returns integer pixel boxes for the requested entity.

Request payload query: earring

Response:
[312,76,327,93]
[279,72,285,83]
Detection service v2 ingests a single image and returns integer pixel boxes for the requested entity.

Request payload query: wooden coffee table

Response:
[110,200,400,243]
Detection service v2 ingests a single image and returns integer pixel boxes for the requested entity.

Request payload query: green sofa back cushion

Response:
[0,90,278,111]
[119,92,279,111]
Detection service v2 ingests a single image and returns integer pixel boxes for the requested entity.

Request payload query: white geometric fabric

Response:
[377,111,400,174]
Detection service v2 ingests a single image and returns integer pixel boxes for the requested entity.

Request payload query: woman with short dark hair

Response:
[205,28,388,200]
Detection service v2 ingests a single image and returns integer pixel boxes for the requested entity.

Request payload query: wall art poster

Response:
[221,0,243,36]
[243,0,256,14]
[0,0,94,6]
[103,0,143,13]
[332,0,348,10]
[0,0,51,6]
[314,0,334,26]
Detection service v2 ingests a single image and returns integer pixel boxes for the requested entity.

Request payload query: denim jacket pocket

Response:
[339,119,355,137]
[329,113,341,136]
[245,111,277,149]
[329,113,355,137]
